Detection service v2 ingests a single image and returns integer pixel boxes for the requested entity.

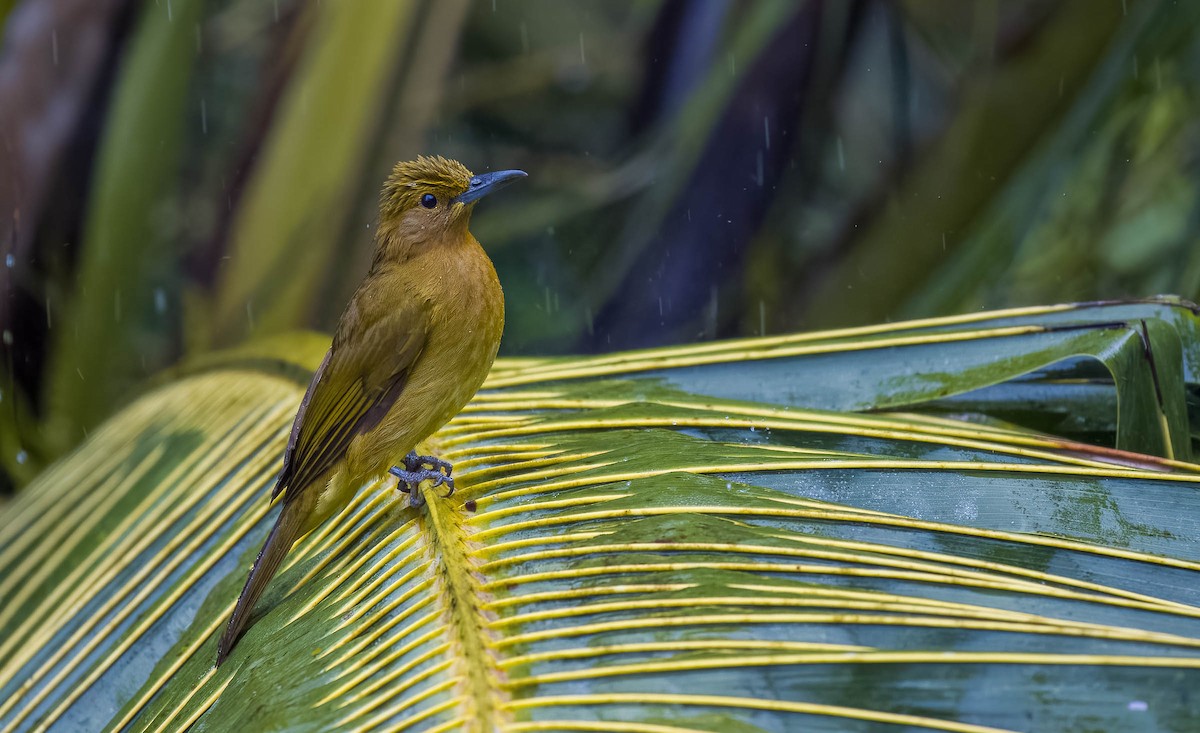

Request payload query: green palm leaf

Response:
[2,300,1199,732]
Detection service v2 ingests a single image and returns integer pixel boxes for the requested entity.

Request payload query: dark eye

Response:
[421,193,437,209]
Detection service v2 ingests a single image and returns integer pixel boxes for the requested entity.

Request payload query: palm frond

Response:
[2,300,1199,732]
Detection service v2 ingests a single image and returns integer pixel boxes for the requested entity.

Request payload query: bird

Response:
[216,156,525,665]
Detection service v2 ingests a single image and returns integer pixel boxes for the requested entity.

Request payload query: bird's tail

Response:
[216,497,306,665]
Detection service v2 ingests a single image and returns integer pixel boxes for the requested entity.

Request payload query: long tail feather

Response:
[216,497,306,665]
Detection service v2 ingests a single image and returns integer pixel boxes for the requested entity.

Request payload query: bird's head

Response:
[378,155,525,248]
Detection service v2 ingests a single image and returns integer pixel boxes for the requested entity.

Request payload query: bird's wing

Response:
[218,303,428,664]
[272,349,331,500]
[278,301,429,498]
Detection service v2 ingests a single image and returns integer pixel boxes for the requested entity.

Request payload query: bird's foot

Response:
[389,452,455,507]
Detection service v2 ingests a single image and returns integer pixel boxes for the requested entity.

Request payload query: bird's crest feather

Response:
[381,155,473,215]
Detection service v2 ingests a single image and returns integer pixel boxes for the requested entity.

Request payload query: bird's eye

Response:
[421,193,437,209]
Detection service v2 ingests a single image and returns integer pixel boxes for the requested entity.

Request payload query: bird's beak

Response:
[454,169,527,205]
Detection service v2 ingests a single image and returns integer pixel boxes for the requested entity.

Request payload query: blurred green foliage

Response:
[1,0,1198,489]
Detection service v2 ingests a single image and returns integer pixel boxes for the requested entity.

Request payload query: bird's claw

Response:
[390,452,456,507]
[403,450,453,477]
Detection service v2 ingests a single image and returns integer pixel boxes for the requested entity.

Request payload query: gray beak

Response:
[453,169,527,205]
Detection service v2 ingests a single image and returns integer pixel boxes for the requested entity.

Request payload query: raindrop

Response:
[200,98,207,135]
[763,117,771,150]
[706,285,718,336]
[579,33,586,65]
[155,288,167,314]
[755,151,764,187]
[726,482,732,490]
[836,136,845,171]
[1,330,11,346]
[16,450,27,465]
[166,0,173,22]
[4,253,13,268]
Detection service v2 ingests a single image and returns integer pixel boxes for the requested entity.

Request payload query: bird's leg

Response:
[389,451,455,507]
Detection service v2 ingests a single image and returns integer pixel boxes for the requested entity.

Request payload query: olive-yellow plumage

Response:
[216,156,524,665]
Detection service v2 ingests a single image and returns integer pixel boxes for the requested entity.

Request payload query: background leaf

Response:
[44,0,202,450]
[207,0,426,346]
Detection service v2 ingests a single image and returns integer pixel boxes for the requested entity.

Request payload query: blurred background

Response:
[2,0,1198,492]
